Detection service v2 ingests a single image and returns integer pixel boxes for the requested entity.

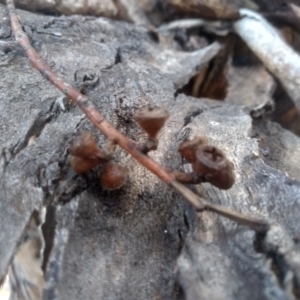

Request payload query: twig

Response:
[6,0,269,232]
[158,19,231,36]
[234,9,300,114]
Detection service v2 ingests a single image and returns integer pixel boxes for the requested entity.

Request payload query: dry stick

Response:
[6,0,269,232]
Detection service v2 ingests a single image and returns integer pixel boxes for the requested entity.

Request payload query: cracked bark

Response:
[0,4,300,300]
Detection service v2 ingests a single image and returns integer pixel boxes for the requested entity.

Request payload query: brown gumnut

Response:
[193,145,235,190]
[70,156,100,174]
[134,106,170,139]
[100,163,127,190]
[178,136,208,163]
[69,131,104,160]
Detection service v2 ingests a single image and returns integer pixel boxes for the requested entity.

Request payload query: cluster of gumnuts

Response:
[69,106,235,190]
[69,132,126,190]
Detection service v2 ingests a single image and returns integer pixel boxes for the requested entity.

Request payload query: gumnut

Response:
[134,106,170,139]
[69,131,104,160]
[70,156,100,174]
[178,136,208,163]
[193,145,235,190]
[100,163,127,190]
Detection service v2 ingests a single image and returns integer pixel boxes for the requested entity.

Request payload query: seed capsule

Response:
[193,145,235,190]
[100,163,127,190]
[69,131,104,160]
[70,156,100,174]
[204,160,235,190]
[134,106,170,139]
[178,136,207,163]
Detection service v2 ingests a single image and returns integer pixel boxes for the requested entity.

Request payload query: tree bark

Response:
[0,4,300,300]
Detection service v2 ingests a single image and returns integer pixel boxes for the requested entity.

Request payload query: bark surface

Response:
[0,4,300,300]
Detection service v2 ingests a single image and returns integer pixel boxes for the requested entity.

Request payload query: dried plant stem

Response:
[235,9,300,113]
[6,0,269,232]
[172,183,268,233]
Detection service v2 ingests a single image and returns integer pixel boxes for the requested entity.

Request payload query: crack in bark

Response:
[12,111,54,157]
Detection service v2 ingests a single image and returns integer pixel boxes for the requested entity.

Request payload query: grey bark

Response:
[0,4,300,300]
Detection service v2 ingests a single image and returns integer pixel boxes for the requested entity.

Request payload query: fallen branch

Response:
[6,0,269,232]
[234,9,300,113]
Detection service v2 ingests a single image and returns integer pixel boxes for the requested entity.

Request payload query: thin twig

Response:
[234,9,300,113]
[6,0,269,232]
